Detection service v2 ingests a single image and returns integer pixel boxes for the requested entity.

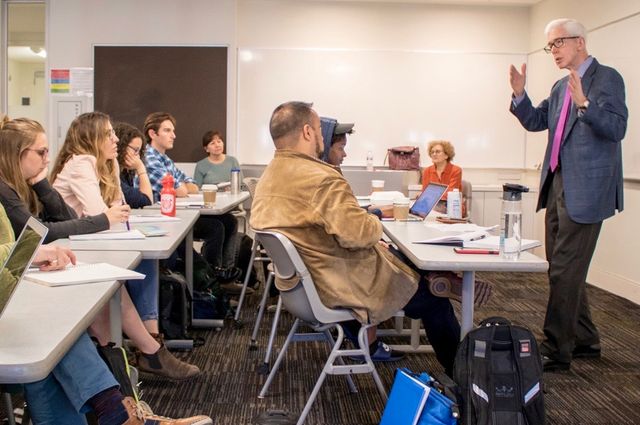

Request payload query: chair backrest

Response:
[243,177,260,199]
[461,179,472,216]
[254,230,353,325]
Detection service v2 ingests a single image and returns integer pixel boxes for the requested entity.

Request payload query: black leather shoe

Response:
[572,344,601,359]
[542,356,570,372]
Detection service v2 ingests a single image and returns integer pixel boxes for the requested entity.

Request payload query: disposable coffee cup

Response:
[393,198,411,220]
[371,180,385,193]
[202,184,218,208]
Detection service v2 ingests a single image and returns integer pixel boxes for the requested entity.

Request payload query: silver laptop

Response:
[409,182,449,219]
[0,217,49,318]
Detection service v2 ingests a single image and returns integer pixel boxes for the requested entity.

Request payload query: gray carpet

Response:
[3,271,640,424]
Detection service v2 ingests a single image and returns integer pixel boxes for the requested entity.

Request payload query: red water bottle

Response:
[160,173,176,217]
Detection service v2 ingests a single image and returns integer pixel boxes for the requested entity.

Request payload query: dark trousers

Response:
[193,213,238,269]
[344,247,461,376]
[542,169,601,363]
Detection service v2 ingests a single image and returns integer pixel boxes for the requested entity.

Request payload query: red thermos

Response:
[160,173,176,217]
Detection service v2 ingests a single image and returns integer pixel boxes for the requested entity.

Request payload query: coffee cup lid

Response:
[393,197,411,205]
[201,184,218,191]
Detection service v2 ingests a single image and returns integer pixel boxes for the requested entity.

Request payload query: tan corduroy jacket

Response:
[250,150,418,325]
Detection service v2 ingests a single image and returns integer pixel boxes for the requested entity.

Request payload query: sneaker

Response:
[136,345,201,381]
[220,281,255,295]
[427,272,493,306]
[350,341,405,363]
[122,396,212,424]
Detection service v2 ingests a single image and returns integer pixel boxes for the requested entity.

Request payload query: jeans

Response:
[194,213,238,269]
[126,259,159,321]
[23,332,118,424]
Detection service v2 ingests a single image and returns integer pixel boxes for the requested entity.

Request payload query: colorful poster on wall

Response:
[51,69,70,93]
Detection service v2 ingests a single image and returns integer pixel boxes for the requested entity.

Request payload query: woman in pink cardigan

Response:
[51,112,199,381]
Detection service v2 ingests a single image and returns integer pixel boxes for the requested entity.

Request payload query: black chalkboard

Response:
[94,46,227,162]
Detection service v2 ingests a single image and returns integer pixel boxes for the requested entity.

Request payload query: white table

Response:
[0,251,141,384]
[146,191,250,215]
[54,210,202,345]
[382,221,548,337]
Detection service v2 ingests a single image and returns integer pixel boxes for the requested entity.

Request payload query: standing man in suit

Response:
[509,18,628,372]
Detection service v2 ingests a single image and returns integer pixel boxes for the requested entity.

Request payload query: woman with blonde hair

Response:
[45,111,199,381]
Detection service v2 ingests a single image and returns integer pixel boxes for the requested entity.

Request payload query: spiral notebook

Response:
[23,263,145,287]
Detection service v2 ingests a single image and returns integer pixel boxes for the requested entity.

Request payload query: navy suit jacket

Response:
[511,58,628,224]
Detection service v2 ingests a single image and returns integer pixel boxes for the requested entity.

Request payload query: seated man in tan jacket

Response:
[250,101,461,376]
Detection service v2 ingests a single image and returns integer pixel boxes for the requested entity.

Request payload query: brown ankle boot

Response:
[136,345,200,381]
[121,396,212,424]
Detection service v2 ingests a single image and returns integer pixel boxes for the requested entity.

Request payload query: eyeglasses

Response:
[430,150,444,156]
[543,36,580,53]
[25,147,49,158]
[126,145,141,154]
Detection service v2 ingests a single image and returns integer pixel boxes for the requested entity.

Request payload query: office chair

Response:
[255,230,386,425]
[461,179,472,219]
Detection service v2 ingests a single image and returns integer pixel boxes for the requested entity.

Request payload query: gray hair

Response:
[545,18,586,40]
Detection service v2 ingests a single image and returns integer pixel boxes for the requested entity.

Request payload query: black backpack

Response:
[453,316,545,425]
[159,270,192,340]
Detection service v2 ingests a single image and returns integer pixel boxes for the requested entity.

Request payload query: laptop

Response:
[0,217,48,318]
[409,182,449,219]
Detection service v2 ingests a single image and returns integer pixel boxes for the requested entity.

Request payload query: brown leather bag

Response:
[384,146,421,170]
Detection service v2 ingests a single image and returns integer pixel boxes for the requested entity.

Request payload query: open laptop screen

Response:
[409,183,449,218]
[0,217,48,318]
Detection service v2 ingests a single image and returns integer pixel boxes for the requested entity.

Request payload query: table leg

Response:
[461,270,475,339]
[110,287,122,346]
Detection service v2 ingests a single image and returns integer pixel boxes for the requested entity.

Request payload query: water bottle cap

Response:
[502,183,529,201]
[231,168,240,172]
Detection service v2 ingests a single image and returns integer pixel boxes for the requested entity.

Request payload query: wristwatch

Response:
[580,99,590,110]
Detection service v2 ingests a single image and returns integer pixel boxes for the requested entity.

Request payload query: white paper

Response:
[69,229,145,241]
[464,236,541,251]
[24,263,145,287]
[128,215,180,223]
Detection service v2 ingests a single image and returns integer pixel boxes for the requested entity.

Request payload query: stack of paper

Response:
[69,229,145,240]
[24,263,145,287]
[128,215,180,223]
[414,230,489,246]
[463,236,541,251]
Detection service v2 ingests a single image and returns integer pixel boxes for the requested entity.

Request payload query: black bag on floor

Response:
[193,289,231,320]
[453,316,545,425]
[235,233,258,287]
[159,270,192,340]
[94,342,138,400]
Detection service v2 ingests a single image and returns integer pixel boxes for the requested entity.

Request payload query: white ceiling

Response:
[312,0,540,5]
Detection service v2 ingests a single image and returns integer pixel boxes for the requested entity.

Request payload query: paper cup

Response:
[371,179,385,193]
[393,198,411,220]
[202,184,218,207]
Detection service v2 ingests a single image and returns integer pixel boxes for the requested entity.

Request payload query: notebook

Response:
[24,262,145,287]
[409,183,449,219]
[0,217,48,318]
[379,368,431,425]
[135,225,169,237]
[463,235,541,251]
[69,229,146,241]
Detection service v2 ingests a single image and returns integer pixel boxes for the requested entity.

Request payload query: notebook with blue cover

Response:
[379,368,431,425]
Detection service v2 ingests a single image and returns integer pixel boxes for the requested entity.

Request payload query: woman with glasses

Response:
[114,122,153,208]
[420,140,463,214]
[48,112,200,381]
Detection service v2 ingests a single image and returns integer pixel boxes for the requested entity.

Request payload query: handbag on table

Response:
[384,146,421,170]
[380,368,459,425]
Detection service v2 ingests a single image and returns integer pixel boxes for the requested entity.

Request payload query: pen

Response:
[122,199,130,231]
[453,248,499,255]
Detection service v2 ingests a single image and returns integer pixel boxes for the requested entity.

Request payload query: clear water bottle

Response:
[366,151,374,172]
[447,188,462,219]
[499,183,529,260]
[230,168,240,195]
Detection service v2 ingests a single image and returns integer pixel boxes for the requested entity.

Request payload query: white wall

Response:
[528,0,640,303]
[47,0,237,153]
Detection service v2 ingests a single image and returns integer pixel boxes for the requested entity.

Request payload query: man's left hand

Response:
[568,70,588,107]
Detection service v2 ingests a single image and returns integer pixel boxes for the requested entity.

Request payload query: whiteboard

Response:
[237,48,527,169]
[586,14,640,180]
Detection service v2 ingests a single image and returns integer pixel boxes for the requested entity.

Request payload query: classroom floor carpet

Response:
[3,271,640,424]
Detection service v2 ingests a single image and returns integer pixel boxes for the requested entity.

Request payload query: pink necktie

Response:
[549,85,572,172]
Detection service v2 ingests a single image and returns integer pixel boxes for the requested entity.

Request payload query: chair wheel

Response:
[258,362,270,375]
[249,340,258,350]
[234,320,244,329]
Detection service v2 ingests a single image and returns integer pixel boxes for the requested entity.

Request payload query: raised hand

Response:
[567,70,587,107]
[509,63,527,97]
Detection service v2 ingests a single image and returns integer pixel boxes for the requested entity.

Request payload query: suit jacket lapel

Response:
[562,59,599,142]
